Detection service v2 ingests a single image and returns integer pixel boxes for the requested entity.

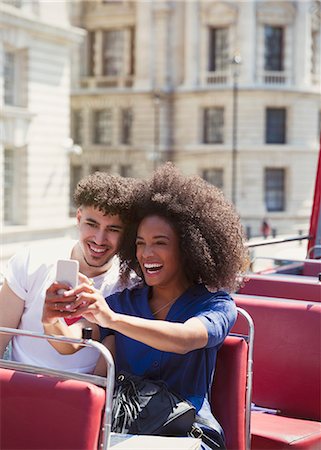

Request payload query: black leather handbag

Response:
[112,372,196,436]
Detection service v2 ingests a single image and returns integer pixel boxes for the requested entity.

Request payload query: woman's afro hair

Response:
[120,163,250,292]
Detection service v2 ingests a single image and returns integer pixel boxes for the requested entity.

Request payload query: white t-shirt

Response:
[5,239,138,373]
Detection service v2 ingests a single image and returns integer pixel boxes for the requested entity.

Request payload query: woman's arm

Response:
[63,285,209,354]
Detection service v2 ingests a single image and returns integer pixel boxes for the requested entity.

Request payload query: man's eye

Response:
[87,222,97,228]
[136,241,144,246]
[110,228,121,233]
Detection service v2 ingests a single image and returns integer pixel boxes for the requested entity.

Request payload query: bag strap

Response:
[189,416,226,450]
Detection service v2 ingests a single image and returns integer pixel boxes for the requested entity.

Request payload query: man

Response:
[0,172,139,373]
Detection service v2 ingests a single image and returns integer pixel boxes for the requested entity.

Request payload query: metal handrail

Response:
[0,327,115,450]
[230,307,255,450]
[307,245,321,258]
[247,234,311,249]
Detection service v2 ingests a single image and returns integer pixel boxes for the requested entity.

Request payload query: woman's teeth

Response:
[144,263,163,273]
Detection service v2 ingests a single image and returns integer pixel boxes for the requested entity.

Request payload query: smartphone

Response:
[56,259,79,288]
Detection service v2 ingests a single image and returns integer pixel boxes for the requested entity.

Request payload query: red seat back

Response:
[211,336,248,450]
[233,296,321,421]
[0,368,106,449]
[238,274,321,302]
[302,260,321,277]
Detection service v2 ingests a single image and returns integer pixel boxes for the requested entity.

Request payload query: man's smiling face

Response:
[77,206,124,274]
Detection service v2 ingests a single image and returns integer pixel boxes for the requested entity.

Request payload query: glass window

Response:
[72,110,84,145]
[91,165,111,173]
[264,26,284,71]
[202,168,224,190]
[203,107,224,144]
[119,165,132,177]
[87,31,95,76]
[265,108,286,144]
[265,168,285,212]
[102,30,124,76]
[4,52,15,105]
[208,27,229,71]
[4,149,14,223]
[311,30,320,76]
[69,166,83,215]
[93,109,113,144]
[120,108,133,145]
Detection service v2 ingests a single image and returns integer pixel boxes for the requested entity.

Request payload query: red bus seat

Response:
[233,295,321,450]
[0,367,106,450]
[238,274,321,302]
[251,413,321,449]
[302,260,321,277]
[211,335,249,450]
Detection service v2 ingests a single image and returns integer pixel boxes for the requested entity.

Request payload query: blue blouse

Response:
[101,283,237,435]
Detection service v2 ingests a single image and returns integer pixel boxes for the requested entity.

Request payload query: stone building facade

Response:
[0,0,84,252]
[75,1,319,235]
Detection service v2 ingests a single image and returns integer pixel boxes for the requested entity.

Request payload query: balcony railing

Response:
[204,70,229,85]
[261,70,289,85]
[80,75,134,89]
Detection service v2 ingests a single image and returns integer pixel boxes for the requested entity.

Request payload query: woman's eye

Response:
[136,241,144,246]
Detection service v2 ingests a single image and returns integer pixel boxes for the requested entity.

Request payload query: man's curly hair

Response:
[120,163,249,292]
[73,172,137,223]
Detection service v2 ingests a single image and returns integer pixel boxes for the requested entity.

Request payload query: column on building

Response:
[236,0,256,85]
[134,1,152,88]
[295,1,312,87]
[183,0,200,87]
[152,1,172,89]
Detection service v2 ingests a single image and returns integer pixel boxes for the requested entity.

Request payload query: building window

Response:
[4,148,25,224]
[119,164,132,177]
[208,27,229,71]
[120,108,133,145]
[311,29,320,79]
[265,168,285,212]
[72,110,84,145]
[87,31,95,76]
[264,26,284,71]
[265,108,286,144]
[102,30,124,76]
[203,107,224,144]
[202,168,224,190]
[91,165,111,173]
[4,49,27,107]
[4,52,16,105]
[93,109,113,144]
[4,149,14,223]
[69,165,83,215]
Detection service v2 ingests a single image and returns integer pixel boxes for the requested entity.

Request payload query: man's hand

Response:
[42,281,79,325]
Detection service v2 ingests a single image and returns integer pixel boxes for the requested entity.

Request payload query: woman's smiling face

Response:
[136,215,188,289]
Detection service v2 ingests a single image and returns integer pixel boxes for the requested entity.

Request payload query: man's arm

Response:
[0,281,25,358]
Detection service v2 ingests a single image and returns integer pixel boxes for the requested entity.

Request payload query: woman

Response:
[43,163,249,449]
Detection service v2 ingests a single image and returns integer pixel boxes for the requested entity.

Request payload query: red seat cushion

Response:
[211,336,248,450]
[302,260,321,277]
[238,275,321,302]
[251,412,321,450]
[233,296,321,421]
[0,368,106,450]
